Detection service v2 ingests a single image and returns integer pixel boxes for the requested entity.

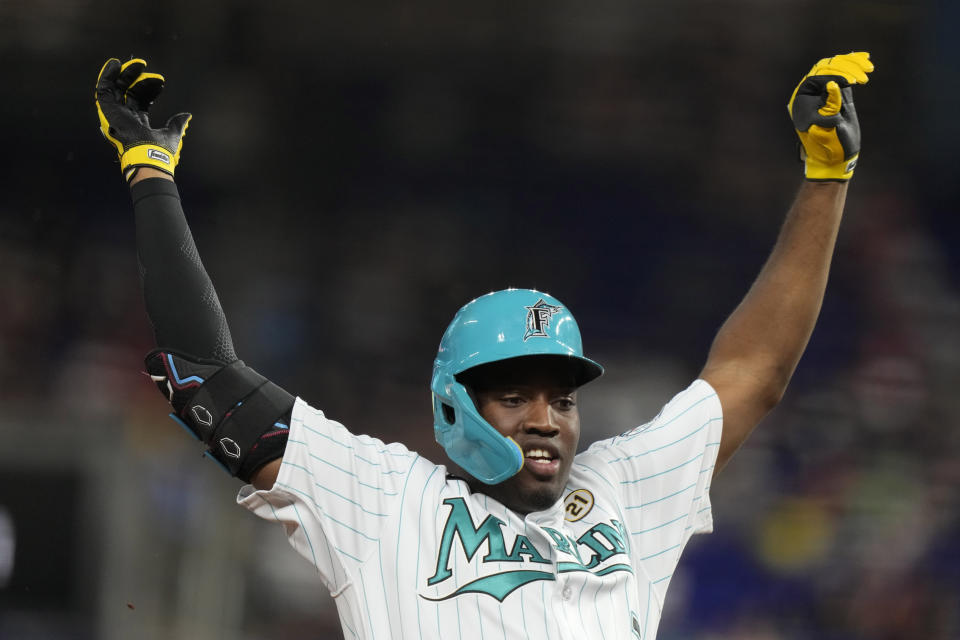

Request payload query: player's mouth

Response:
[523,447,560,476]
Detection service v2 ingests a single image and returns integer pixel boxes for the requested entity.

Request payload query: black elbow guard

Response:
[145,349,295,481]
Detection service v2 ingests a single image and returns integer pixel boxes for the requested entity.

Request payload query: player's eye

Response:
[554,396,576,411]
[499,394,524,407]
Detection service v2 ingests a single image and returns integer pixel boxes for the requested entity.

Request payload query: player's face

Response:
[469,362,581,514]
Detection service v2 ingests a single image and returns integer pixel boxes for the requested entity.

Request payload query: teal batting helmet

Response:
[431,288,604,484]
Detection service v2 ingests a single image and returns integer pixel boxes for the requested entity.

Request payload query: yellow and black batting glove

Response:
[787,52,874,181]
[95,58,192,182]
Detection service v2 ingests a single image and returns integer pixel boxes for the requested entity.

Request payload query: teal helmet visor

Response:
[430,289,603,484]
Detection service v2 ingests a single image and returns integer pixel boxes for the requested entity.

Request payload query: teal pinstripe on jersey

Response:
[238,380,722,640]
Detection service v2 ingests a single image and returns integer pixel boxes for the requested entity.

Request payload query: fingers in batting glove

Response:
[787,52,874,181]
[95,57,192,182]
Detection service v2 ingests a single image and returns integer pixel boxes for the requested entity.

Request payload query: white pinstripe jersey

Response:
[238,379,722,640]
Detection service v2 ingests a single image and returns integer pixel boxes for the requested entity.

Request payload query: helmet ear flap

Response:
[440,402,456,425]
[433,381,524,485]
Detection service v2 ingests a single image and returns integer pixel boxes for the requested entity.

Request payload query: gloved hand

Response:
[787,52,874,181]
[95,58,192,182]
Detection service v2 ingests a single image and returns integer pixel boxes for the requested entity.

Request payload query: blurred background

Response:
[1,0,958,637]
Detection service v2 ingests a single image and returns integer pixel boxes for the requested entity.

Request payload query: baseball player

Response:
[95,51,873,639]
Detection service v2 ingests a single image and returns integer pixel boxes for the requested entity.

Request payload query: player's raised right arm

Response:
[96,58,289,488]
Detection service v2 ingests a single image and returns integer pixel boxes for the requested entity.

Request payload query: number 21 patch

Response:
[563,489,594,522]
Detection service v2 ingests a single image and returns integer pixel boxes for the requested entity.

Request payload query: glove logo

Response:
[147,148,171,164]
[523,299,562,341]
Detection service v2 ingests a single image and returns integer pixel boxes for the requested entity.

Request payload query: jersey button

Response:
[562,585,573,600]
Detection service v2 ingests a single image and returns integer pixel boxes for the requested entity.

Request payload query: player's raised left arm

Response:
[699,52,874,474]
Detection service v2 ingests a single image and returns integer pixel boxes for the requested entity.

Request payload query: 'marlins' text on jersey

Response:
[423,497,631,602]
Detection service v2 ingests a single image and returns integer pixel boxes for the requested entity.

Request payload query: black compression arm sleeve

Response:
[131,178,237,364]
[131,178,290,480]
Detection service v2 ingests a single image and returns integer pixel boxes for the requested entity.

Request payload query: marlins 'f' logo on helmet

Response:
[523,299,562,341]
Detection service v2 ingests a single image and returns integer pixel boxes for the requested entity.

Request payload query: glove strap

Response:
[803,148,858,182]
[121,144,176,181]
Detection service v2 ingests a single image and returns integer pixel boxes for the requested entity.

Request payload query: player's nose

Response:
[522,398,558,435]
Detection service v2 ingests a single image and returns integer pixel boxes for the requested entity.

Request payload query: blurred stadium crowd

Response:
[0,0,957,638]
